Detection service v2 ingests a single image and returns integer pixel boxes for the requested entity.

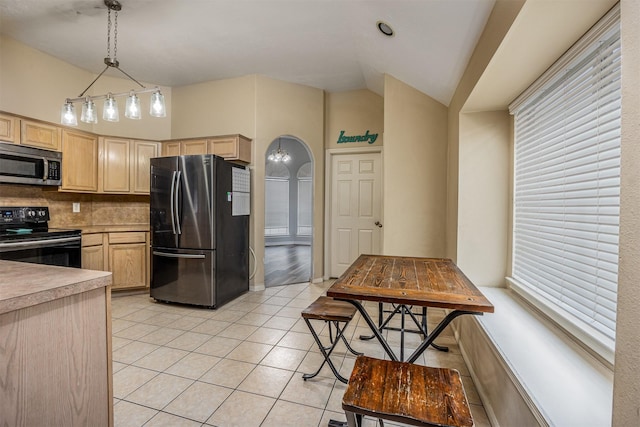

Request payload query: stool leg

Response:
[344,411,362,427]
[337,321,363,356]
[302,317,349,383]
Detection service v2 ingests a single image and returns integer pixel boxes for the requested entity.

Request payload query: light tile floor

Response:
[112,281,492,427]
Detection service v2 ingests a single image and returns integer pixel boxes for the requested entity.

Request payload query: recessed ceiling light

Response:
[376,21,395,37]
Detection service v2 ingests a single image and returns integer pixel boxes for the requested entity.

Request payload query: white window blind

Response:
[297,162,313,236]
[509,5,620,362]
[265,179,289,236]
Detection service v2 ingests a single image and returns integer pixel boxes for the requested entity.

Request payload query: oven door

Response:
[0,236,82,268]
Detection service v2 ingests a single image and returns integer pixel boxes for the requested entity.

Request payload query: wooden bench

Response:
[341,355,473,427]
[301,296,362,383]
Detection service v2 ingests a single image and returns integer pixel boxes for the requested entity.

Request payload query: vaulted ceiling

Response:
[0,0,495,106]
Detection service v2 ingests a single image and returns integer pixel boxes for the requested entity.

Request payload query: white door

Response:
[330,152,382,277]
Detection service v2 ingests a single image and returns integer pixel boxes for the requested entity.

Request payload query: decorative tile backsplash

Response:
[0,184,149,227]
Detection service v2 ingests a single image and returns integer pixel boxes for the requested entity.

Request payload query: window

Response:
[265,162,290,236]
[297,162,312,236]
[508,5,620,364]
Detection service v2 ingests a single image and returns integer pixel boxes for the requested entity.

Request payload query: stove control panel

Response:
[0,207,50,224]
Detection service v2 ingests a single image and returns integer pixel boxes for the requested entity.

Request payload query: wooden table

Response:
[327,254,494,363]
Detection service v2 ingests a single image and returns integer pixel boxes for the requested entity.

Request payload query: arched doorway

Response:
[264,136,313,287]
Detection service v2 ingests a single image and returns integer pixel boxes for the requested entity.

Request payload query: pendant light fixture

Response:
[60,0,167,126]
[268,138,291,163]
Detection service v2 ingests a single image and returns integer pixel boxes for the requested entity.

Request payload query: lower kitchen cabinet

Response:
[81,231,149,290]
[82,233,107,271]
[108,232,148,290]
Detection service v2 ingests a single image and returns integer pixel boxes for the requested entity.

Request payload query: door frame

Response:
[324,146,384,279]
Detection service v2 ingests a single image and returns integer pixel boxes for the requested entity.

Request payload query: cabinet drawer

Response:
[108,232,146,244]
[82,233,104,247]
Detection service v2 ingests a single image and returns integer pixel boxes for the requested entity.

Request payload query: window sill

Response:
[459,287,613,426]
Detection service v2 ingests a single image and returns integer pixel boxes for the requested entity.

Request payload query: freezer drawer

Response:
[151,248,215,307]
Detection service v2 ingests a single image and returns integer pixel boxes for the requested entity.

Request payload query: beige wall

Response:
[382,74,448,257]
[612,0,640,424]
[457,111,510,287]
[445,0,525,263]
[170,75,256,140]
[324,89,383,150]
[0,36,172,141]
[254,75,325,287]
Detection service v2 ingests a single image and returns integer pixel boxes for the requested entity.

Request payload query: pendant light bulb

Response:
[103,94,119,122]
[60,100,78,126]
[125,92,142,120]
[150,89,166,117]
[81,98,98,124]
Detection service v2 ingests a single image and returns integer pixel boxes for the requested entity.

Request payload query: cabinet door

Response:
[209,135,251,164]
[0,113,20,143]
[182,139,208,155]
[82,245,105,270]
[109,243,147,290]
[162,141,181,157]
[132,141,160,194]
[61,129,98,192]
[21,120,61,151]
[101,137,131,193]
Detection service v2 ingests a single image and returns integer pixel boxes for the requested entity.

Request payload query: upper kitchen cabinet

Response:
[162,141,181,157]
[209,135,252,164]
[99,137,160,194]
[0,113,20,143]
[161,135,252,164]
[100,137,131,193]
[160,139,207,156]
[21,119,61,151]
[132,140,160,193]
[182,139,208,155]
[61,129,98,192]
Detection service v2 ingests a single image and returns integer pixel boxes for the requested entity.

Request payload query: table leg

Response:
[339,299,399,362]
[406,310,481,363]
[359,303,449,353]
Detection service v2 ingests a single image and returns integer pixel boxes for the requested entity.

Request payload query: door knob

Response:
[374,221,383,228]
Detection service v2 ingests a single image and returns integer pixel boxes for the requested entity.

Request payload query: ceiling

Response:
[0,0,495,106]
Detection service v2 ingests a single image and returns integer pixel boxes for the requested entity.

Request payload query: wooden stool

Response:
[301,296,362,383]
[341,355,473,427]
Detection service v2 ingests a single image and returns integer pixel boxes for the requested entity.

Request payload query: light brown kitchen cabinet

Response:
[132,140,159,193]
[209,134,251,164]
[162,141,181,157]
[99,137,159,194]
[0,113,20,143]
[82,233,107,271]
[161,135,252,164]
[21,119,61,151]
[61,129,99,192]
[108,232,147,290]
[100,137,131,193]
[182,139,208,155]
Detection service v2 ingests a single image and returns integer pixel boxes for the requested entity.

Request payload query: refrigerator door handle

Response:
[170,170,177,235]
[175,170,182,235]
[153,251,206,259]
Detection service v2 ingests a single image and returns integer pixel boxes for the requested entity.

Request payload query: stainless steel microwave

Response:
[0,142,62,186]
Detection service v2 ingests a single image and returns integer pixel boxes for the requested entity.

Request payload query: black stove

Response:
[0,207,82,268]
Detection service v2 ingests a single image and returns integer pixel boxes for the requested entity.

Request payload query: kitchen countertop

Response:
[0,260,112,315]
[79,224,149,233]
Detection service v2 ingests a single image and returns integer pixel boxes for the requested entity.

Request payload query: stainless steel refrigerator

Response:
[150,155,250,308]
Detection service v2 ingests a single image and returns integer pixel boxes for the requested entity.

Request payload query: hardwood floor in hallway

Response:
[264,245,311,287]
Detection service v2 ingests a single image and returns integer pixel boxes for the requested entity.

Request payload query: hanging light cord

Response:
[75,0,144,99]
